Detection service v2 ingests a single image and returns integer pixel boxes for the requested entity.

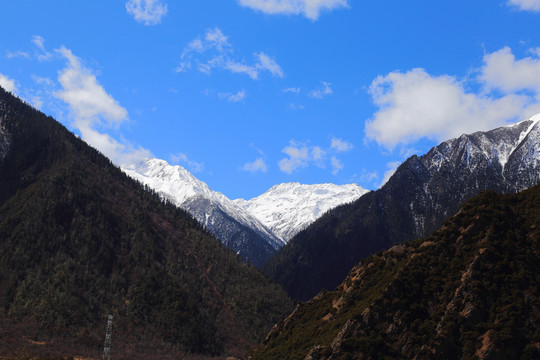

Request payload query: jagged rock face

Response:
[405,116,540,238]
[253,185,540,360]
[266,116,540,301]
[122,159,284,268]
[235,183,368,242]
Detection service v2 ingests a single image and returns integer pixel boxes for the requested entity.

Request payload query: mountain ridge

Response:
[265,115,540,300]
[122,158,368,267]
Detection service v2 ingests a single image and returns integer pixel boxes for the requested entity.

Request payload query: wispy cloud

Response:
[242,158,268,173]
[237,0,349,20]
[32,35,52,61]
[309,81,333,99]
[218,89,246,103]
[287,103,305,110]
[330,137,353,152]
[54,46,151,164]
[170,153,204,173]
[507,0,540,12]
[177,28,283,80]
[6,50,30,59]
[283,87,301,94]
[0,73,17,94]
[278,137,353,175]
[330,156,344,175]
[278,141,311,174]
[126,0,168,25]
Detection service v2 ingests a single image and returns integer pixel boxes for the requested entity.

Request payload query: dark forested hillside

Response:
[253,183,540,360]
[265,119,540,301]
[0,87,294,359]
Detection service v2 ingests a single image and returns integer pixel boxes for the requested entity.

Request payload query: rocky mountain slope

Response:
[252,183,540,360]
[122,159,284,268]
[265,116,540,300]
[0,86,294,359]
[235,183,367,242]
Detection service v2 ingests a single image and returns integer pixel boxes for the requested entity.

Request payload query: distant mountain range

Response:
[265,115,540,300]
[122,159,367,267]
[253,182,540,360]
[234,182,368,242]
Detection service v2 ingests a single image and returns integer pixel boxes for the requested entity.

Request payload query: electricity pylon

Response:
[102,315,113,360]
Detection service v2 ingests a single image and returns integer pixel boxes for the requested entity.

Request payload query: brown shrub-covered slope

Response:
[253,183,540,360]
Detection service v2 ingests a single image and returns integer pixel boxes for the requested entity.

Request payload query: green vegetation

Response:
[253,184,540,359]
[0,87,294,359]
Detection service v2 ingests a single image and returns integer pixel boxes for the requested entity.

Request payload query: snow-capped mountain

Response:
[234,183,368,242]
[408,113,540,236]
[121,159,369,266]
[121,159,284,267]
[266,114,540,300]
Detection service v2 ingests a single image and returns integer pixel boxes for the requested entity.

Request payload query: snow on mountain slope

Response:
[121,159,285,267]
[234,183,369,242]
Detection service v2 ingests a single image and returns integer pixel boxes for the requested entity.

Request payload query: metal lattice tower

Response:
[102,315,113,360]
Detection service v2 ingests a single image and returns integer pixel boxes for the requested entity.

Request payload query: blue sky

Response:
[1,0,540,199]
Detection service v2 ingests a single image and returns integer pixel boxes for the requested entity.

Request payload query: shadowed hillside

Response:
[0,87,294,360]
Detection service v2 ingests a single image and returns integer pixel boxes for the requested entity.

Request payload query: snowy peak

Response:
[122,158,214,204]
[423,115,540,178]
[235,182,368,242]
[121,158,285,267]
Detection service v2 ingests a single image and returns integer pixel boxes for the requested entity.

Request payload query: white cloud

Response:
[55,47,128,124]
[507,0,540,12]
[278,137,352,174]
[242,158,268,173]
[223,60,260,79]
[330,137,353,152]
[255,52,284,78]
[54,46,151,165]
[287,103,305,110]
[177,28,283,80]
[170,153,204,173]
[283,87,301,94]
[279,141,311,174]
[6,50,30,59]
[238,0,349,20]
[365,67,528,150]
[218,89,246,103]
[126,0,168,25]
[330,156,343,175]
[31,75,55,87]
[312,146,326,161]
[380,161,401,188]
[480,46,540,95]
[309,81,333,99]
[32,35,52,61]
[0,73,17,93]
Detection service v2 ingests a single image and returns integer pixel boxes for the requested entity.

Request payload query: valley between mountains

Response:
[1,84,540,360]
